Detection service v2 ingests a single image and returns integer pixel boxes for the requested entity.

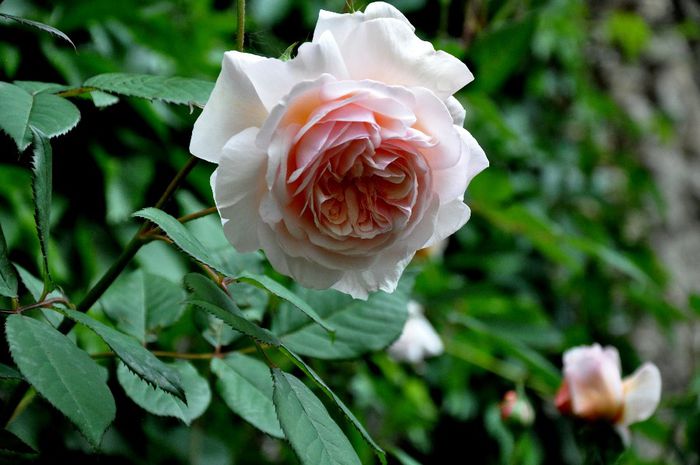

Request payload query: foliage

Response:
[0,0,696,464]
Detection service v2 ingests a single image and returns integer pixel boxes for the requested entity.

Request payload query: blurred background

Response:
[0,0,699,463]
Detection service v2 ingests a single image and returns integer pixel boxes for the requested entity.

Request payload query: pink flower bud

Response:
[500,390,535,426]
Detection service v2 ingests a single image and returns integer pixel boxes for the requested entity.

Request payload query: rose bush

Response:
[555,344,662,440]
[190,1,488,298]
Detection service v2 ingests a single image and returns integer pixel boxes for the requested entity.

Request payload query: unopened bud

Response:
[500,390,535,427]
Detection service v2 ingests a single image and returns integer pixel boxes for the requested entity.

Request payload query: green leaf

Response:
[272,369,361,465]
[0,82,80,152]
[90,90,119,108]
[14,264,42,301]
[83,73,214,107]
[0,82,31,150]
[133,208,220,271]
[100,270,185,343]
[281,348,386,465]
[239,273,335,336]
[272,278,411,359]
[0,362,22,380]
[0,428,36,454]
[13,81,71,95]
[134,209,331,335]
[184,273,280,347]
[211,354,284,438]
[117,361,211,425]
[0,13,75,49]
[5,315,115,446]
[59,307,186,400]
[0,221,18,297]
[30,129,52,290]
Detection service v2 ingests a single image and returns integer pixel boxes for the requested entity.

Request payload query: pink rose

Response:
[190,2,488,298]
[555,344,661,440]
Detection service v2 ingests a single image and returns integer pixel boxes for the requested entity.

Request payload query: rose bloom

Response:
[190,2,488,298]
[387,300,443,363]
[555,344,661,441]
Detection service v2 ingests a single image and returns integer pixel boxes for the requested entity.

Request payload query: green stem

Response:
[57,156,198,334]
[56,86,97,98]
[0,383,30,427]
[237,0,245,52]
[178,206,217,224]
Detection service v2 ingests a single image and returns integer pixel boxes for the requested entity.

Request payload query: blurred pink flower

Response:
[190,2,487,298]
[500,390,535,426]
[388,300,443,363]
[555,343,661,441]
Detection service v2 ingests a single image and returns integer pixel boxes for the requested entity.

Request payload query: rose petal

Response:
[257,223,344,289]
[446,96,466,126]
[604,346,622,373]
[429,200,471,246]
[340,18,473,100]
[620,363,662,426]
[460,127,490,185]
[564,344,624,420]
[214,128,268,252]
[332,251,414,299]
[190,52,268,164]
[312,1,413,46]
[244,31,349,111]
[430,126,487,206]
[410,87,461,170]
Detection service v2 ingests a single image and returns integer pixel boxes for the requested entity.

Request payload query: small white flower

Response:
[388,300,444,363]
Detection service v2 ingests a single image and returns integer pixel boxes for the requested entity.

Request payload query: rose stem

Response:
[237,0,245,52]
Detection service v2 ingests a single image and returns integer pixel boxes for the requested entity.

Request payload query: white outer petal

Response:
[312,1,413,45]
[620,363,662,426]
[446,96,466,126]
[214,127,267,252]
[243,31,349,111]
[190,52,268,164]
[257,222,344,289]
[332,252,414,300]
[340,18,473,100]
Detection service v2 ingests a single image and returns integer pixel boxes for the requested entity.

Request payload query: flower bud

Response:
[500,390,535,427]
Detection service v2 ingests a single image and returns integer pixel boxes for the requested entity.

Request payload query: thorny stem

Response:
[0,296,72,314]
[57,156,199,335]
[90,346,257,361]
[237,0,245,52]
